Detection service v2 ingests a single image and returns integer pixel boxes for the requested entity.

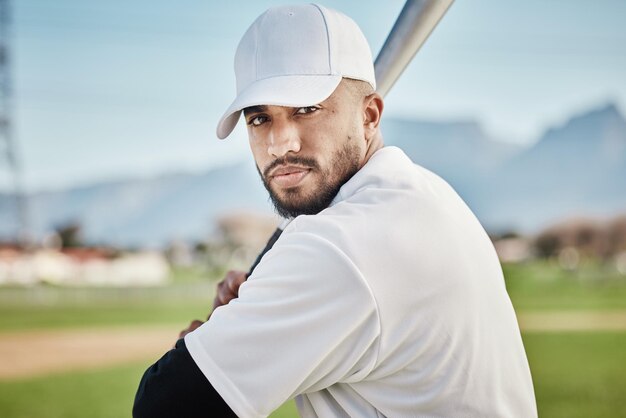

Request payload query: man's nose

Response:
[267,119,301,158]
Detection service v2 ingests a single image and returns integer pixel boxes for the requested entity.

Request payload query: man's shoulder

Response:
[279,147,458,240]
[335,146,454,204]
[251,221,373,295]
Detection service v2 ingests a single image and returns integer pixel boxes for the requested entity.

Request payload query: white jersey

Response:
[186,146,537,418]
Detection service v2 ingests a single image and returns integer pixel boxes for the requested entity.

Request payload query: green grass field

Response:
[503,260,626,311]
[0,361,299,418]
[0,281,214,332]
[523,332,626,418]
[1,332,623,417]
[1,261,625,417]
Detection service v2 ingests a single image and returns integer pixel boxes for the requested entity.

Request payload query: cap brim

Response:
[216,75,342,139]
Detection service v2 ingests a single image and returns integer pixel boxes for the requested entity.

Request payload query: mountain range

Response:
[385,103,626,233]
[1,102,624,247]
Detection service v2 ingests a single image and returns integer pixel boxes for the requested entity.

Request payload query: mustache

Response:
[263,156,320,178]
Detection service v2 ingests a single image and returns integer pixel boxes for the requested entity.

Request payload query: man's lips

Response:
[269,165,311,188]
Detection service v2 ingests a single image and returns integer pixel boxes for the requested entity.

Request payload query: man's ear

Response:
[363,93,384,140]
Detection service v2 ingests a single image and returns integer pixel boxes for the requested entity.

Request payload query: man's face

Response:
[244,81,368,218]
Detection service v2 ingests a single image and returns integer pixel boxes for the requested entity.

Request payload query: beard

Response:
[258,140,361,219]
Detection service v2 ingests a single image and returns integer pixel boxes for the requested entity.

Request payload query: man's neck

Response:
[362,132,384,167]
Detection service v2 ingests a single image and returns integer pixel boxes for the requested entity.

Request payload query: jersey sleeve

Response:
[133,338,237,418]
[184,230,381,418]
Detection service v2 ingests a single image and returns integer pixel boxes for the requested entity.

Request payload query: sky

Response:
[6,0,626,192]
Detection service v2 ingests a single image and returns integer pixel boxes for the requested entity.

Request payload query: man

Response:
[134,4,537,417]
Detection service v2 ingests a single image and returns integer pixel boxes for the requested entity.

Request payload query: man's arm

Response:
[134,269,247,417]
[137,228,379,417]
[133,338,237,418]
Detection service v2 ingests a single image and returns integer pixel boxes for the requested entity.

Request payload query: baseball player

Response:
[133,4,537,417]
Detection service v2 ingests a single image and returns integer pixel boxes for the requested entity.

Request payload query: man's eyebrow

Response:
[243,105,267,116]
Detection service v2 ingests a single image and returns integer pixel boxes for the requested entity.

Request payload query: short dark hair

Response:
[342,78,376,102]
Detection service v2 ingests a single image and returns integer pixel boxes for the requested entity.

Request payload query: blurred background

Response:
[0,0,625,417]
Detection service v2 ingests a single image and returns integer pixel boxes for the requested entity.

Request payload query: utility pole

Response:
[0,0,29,246]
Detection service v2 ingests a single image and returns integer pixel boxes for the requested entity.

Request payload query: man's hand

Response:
[179,319,204,339]
[213,270,247,311]
[178,270,247,340]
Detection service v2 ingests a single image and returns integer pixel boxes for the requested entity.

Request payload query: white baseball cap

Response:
[216,3,376,139]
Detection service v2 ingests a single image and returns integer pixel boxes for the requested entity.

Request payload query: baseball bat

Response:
[246,0,454,275]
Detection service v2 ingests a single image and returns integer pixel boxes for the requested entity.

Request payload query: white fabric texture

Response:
[186,146,537,418]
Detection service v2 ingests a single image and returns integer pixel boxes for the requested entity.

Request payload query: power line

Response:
[0,0,29,245]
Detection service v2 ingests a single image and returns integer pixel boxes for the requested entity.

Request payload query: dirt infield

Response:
[2,311,626,380]
[518,311,626,332]
[0,325,180,380]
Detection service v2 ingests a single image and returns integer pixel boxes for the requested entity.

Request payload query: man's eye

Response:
[296,106,320,115]
[248,116,267,126]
